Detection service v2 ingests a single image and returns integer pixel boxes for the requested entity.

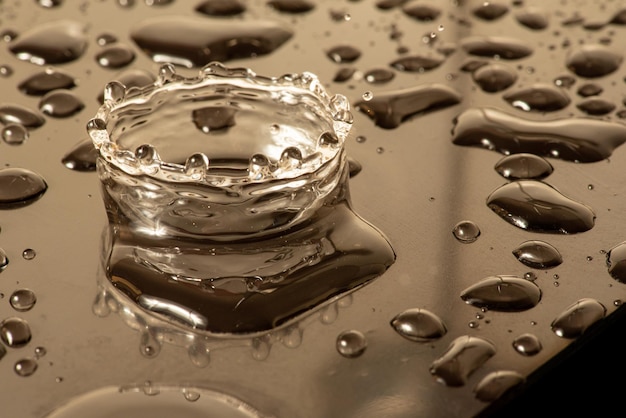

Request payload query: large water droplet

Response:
[39,90,85,118]
[551,298,606,338]
[576,98,616,116]
[452,220,481,243]
[267,0,315,14]
[390,53,446,72]
[486,180,596,234]
[515,8,549,30]
[577,83,603,97]
[0,104,45,128]
[452,107,626,162]
[0,168,48,209]
[460,275,542,312]
[18,68,76,96]
[130,16,293,67]
[95,44,136,69]
[461,36,533,60]
[0,317,32,348]
[9,289,37,312]
[566,45,623,78]
[8,20,87,65]
[494,153,553,180]
[62,138,98,172]
[474,370,525,402]
[2,124,29,145]
[326,45,361,64]
[512,240,563,269]
[14,358,37,377]
[354,84,461,129]
[472,3,509,20]
[512,333,542,356]
[195,0,246,16]
[390,308,447,342]
[364,68,395,84]
[336,329,367,358]
[472,63,518,93]
[430,336,496,387]
[503,84,571,112]
[402,3,441,21]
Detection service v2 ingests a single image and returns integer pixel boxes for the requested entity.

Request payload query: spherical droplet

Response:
[336,329,367,358]
[9,289,37,312]
[512,333,542,356]
[452,220,481,243]
[22,248,36,260]
[14,358,38,377]
[1,317,32,348]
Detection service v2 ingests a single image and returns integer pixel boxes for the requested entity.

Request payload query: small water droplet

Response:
[18,68,76,96]
[0,249,8,271]
[195,0,246,16]
[10,289,37,312]
[468,320,479,329]
[362,91,374,101]
[34,346,47,359]
[14,358,37,377]
[139,330,161,358]
[614,299,622,307]
[187,340,211,368]
[472,63,518,93]
[376,147,384,154]
[494,154,553,180]
[512,333,542,356]
[326,45,361,64]
[503,84,571,112]
[39,90,85,118]
[390,53,445,73]
[402,3,441,21]
[472,3,509,20]
[460,275,542,312]
[22,248,36,260]
[183,389,201,402]
[2,124,29,145]
[0,65,14,77]
[1,317,32,348]
[142,381,160,396]
[461,36,533,59]
[576,98,616,116]
[95,44,136,69]
[452,220,481,243]
[364,68,395,84]
[474,370,525,402]
[523,272,537,281]
[551,298,606,338]
[336,329,367,358]
[390,308,447,342]
[267,0,315,14]
[430,336,496,387]
[251,336,271,361]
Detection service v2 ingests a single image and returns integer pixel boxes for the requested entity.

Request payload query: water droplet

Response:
[336,329,367,358]
[139,330,161,358]
[461,36,533,60]
[376,147,385,154]
[577,83,603,97]
[183,340,210,367]
[267,0,315,14]
[355,135,366,144]
[364,68,395,84]
[39,90,85,118]
[402,3,441,21]
[0,317,32,348]
[347,157,362,178]
[566,45,623,78]
[452,220,481,243]
[472,63,518,93]
[486,180,596,234]
[494,153,553,180]
[10,289,37,312]
[37,0,63,7]
[460,275,542,312]
[452,107,626,162]
[142,381,160,396]
[251,337,271,361]
[34,346,47,359]
[326,45,361,64]
[430,336,496,387]
[8,20,87,65]
[614,299,622,307]
[515,8,549,30]
[512,333,542,356]
[472,3,509,20]
[22,248,36,260]
[182,388,201,402]
[512,240,563,269]
[280,326,303,349]
[333,67,356,83]
[195,0,246,17]
[0,65,14,77]
[320,303,339,324]
[523,271,537,281]
[390,308,447,342]
[390,53,446,72]
[603,241,626,283]
[18,68,76,96]
[0,168,48,209]
[503,84,571,112]
[95,44,136,69]
[551,298,606,338]
[130,16,293,67]
[55,376,64,383]
[14,358,37,377]
[0,248,9,271]
[2,124,29,145]
[354,84,461,129]
[0,104,45,128]
[62,138,98,172]
[554,74,576,88]
[576,98,616,116]
[96,33,118,46]
[474,370,525,402]
[362,91,373,101]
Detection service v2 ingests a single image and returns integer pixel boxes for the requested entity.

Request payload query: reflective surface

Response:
[1,1,626,417]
